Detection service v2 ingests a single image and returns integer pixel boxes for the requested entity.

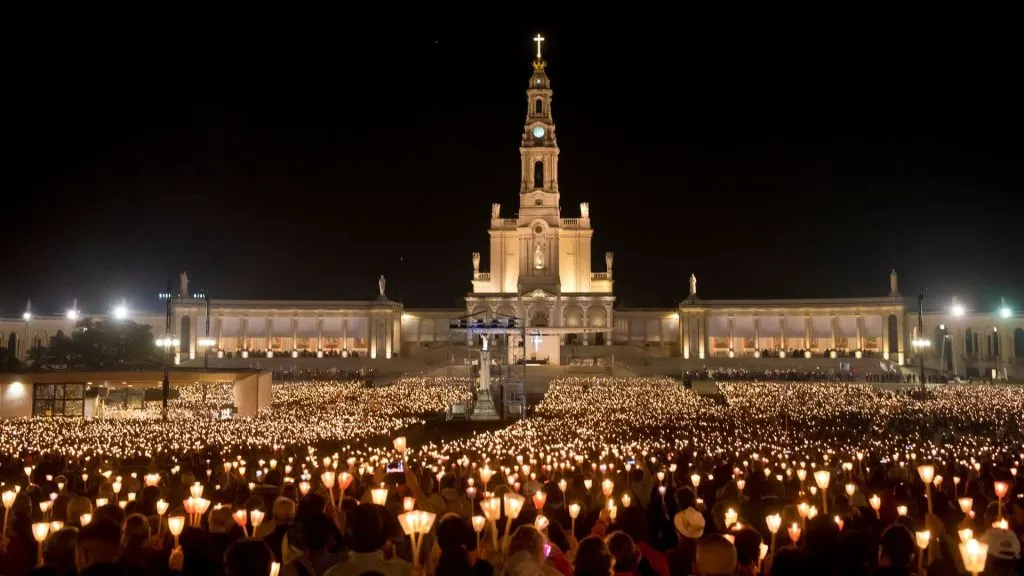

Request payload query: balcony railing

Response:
[493,219,517,229]
[591,273,610,281]
[474,273,491,281]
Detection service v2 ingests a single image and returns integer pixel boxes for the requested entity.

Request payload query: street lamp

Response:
[22,300,32,322]
[155,337,181,349]
[951,298,965,317]
[112,300,129,321]
[999,297,1012,319]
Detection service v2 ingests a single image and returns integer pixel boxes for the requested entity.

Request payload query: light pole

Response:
[195,293,214,369]
[951,296,965,377]
[22,300,32,362]
[917,292,927,393]
[159,280,174,422]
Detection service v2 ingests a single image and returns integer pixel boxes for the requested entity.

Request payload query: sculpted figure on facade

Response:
[472,252,481,273]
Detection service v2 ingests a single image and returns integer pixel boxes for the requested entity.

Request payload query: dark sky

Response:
[5,19,1022,316]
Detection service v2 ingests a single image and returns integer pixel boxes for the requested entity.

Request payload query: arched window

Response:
[533,160,544,189]
[535,99,543,114]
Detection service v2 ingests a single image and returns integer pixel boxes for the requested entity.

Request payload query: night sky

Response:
[5,20,1021,316]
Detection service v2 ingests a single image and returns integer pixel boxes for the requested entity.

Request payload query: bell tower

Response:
[519,34,560,225]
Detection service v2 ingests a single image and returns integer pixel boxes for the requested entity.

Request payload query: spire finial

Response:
[533,34,545,60]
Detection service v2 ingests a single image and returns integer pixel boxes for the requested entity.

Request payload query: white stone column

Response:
[855,316,863,351]
[190,311,198,360]
[682,314,691,359]
[727,316,735,354]
[342,316,349,351]
[831,315,839,350]
[881,314,890,360]
[698,314,707,360]
[317,317,323,351]
[896,313,905,365]
[242,316,249,351]
[292,317,299,353]
[385,313,393,359]
[606,307,613,345]
[754,315,761,353]
[369,315,376,359]
[804,316,812,350]
[267,318,274,355]
[215,317,223,348]
[393,314,401,355]
[780,316,787,352]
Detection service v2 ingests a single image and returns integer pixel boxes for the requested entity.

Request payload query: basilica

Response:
[2,38,1021,381]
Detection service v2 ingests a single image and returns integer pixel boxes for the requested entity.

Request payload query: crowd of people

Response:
[0,376,1022,575]
[684,368,859,382]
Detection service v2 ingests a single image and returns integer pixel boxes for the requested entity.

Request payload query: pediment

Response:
[522,289,556,299]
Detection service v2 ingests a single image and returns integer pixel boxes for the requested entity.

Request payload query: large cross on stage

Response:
[533,34,545,59]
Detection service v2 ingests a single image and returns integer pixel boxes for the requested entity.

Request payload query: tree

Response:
[27,318,162,370]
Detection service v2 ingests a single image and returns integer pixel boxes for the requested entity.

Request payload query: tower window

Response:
[533,160,544,189]
[535,99,543,114]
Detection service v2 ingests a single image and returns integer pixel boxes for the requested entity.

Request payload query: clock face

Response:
[532,125,545,138]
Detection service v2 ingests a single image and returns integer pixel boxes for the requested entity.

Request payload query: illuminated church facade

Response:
[2,38,1021,378]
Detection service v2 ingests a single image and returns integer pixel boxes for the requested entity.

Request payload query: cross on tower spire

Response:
[533,34,545,59]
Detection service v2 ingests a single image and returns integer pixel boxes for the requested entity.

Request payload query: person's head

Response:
[614,506,649,543]
[91,503,126,532]
[733,527,762,567]
[674,507,705,540]
[66,496,92,527]
[123,513,151,549]
[300,513,333,553]
[272,496,296,525]
[506,524,545,560]
[980,528,1021,567]
[348,504,387,553]
[75,519,121,570]
[573,535,613,576]
[43,527,79,571]
[878,524,915,568]
[179,526,215,571]
[695,534,737,576]
[224,538,274,576]
[438,544,473,573]
[605,531,640,573]
[768,547,807,576]
[674,487,697,511]
[547,521,570,555]
[437,514,472,550]
[209,506,234,533]
[802,515,841,567]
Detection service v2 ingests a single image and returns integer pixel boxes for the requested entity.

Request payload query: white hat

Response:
[674,507,705,540]
[981,528,1021,560]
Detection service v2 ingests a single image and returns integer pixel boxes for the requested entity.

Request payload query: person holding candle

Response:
[693,534,737,576]
[280,513,343,576]
[73,519,122,575]
[434,514,495,576]
[667,505,703,576]
[876,524,917,576]
[323,504,409,576]
[573,535,614,576]
[224,538,276,576]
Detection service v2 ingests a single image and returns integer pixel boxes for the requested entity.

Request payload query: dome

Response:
[529,59,550,90]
